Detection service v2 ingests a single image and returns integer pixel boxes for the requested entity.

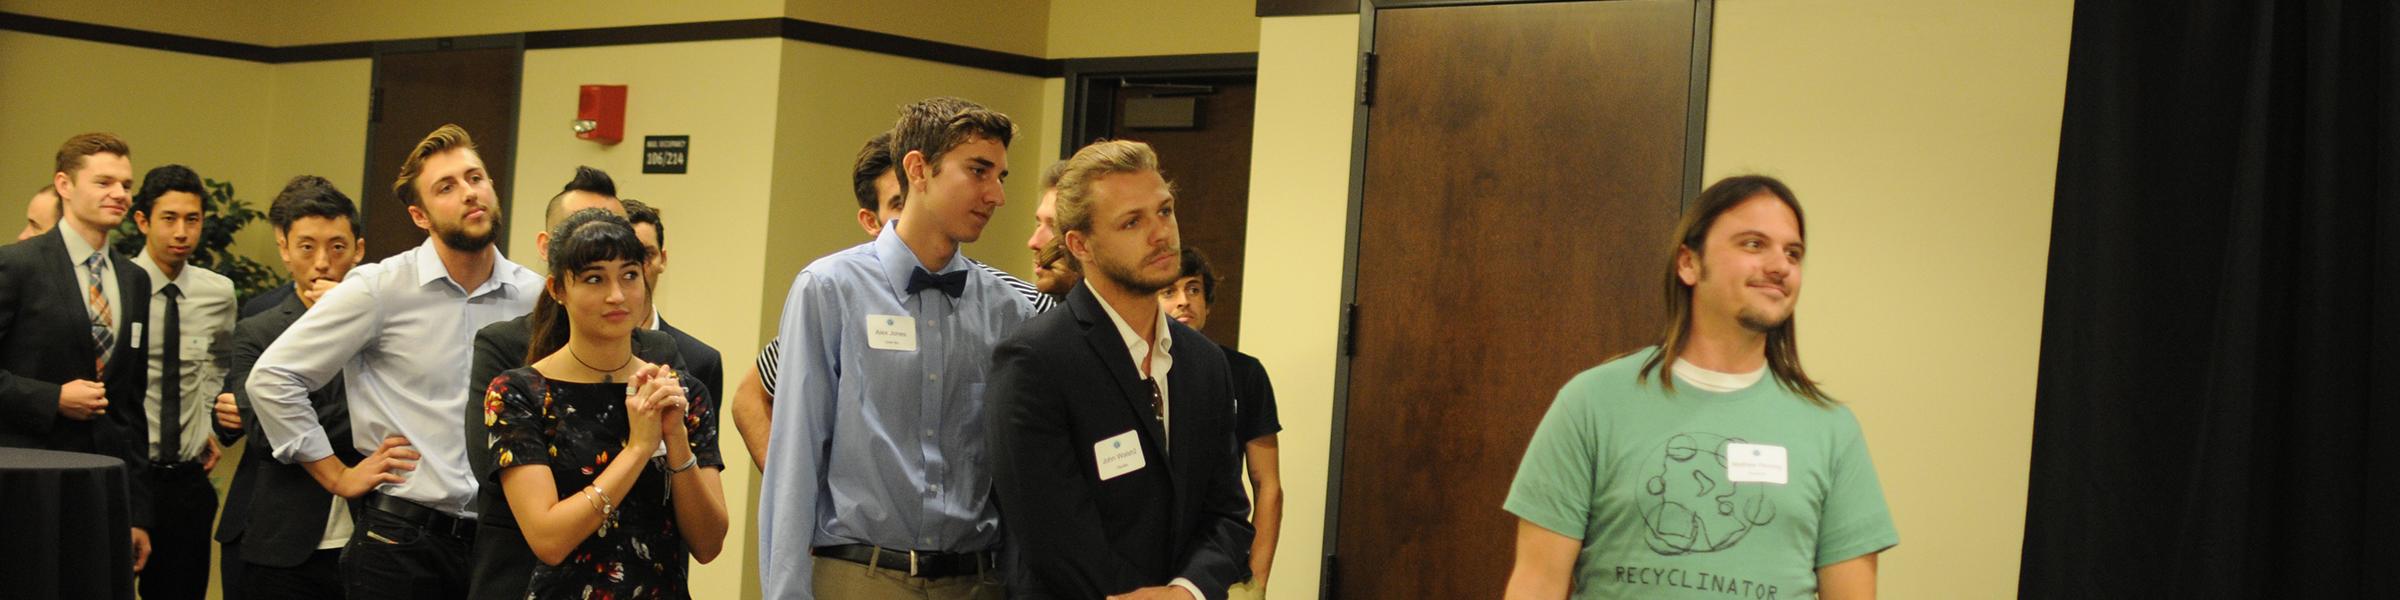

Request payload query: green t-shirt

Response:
[1504,347,1898,599]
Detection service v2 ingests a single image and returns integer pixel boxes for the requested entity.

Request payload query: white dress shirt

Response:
[132,252,236,461]
[248,239,543,516]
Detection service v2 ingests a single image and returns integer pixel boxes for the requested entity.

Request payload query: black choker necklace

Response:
[566,342,634,383]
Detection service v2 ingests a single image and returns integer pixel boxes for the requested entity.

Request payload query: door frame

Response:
[1058,53,1261,159]
[359,33,526,259]
[1317,0,1713,596]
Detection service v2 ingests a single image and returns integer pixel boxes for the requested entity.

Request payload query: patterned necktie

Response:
[159,283,183,460]
[84,252,113,375]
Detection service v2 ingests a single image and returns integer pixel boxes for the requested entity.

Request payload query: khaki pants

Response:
[1227,578,1267,600]
[812,555,1004,600]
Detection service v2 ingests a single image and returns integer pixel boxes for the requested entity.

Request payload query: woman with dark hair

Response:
[482,209,728,598]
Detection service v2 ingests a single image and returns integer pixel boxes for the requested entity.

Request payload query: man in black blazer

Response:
[0,133,157,574]
[210,174,367,599]
[988,140,1252,600]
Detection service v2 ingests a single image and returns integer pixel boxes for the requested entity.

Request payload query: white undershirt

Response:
[1671,359,1768,393]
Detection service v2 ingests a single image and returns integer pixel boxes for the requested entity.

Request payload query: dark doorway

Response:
[1328,1,1709,597]
[1063,56,1257,349]
[360,37,524,263]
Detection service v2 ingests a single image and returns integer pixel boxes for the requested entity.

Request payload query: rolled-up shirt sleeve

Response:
[248,271,380,465]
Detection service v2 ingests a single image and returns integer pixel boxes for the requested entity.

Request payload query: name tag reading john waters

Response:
[1094,429,1146,481]
[866,314,917,351]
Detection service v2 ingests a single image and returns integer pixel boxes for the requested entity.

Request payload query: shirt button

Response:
[930,483,941,493]
[929,372,939,381]
[923,429,935,437]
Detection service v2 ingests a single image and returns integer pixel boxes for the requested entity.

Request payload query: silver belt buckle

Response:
[908,549,921,577]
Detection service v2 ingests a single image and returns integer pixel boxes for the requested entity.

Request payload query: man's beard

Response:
[1736,306,1788,333]
[433,211,500,251]
[1097,247,1178,296]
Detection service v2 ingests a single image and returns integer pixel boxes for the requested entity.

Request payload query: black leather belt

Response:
[362,492,478,540]
[814,544,995,579]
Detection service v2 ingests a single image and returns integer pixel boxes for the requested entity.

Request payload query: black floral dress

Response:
[485,366,722,600]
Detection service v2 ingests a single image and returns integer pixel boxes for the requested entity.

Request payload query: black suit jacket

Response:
[0,227,155,527]
[657,317,722,412]
[988,285,1253,599]
[238,280,294,320]
[211,292,361,566]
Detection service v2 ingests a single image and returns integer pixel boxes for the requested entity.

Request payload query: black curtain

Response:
[2022,1,2397,597]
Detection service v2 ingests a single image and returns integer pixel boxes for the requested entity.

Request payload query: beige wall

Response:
[505,38,788,600]
[1703,0,2070,596]
[787,0,1051,58]
[1237,14,1360,600]
[0,0,782,46]
[1046,0,1260,58]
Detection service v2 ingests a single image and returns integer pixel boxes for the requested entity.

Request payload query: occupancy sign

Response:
[643,135,689,174]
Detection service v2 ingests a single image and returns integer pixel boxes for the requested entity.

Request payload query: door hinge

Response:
[1357,52,1378,106]
[1341,302,1360,357]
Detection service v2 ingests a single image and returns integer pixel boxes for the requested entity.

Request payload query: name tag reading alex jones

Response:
[866,314,917,352]
[1725,442,1789,485]
[1094,429,1146,481]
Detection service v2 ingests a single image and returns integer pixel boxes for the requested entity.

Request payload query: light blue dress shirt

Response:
[248,239,543,516]
[759,226,1032,598]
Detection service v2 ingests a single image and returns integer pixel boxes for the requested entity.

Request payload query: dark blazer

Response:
[238,280,293,320]
[988,285,1253,599]
[211,292,362,567]
[657,317,722,413]
[462,314,704,600]
[0,226,155,527]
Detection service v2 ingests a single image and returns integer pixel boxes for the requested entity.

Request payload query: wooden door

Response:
[361,41,522,263]
[1331,1,1703,597]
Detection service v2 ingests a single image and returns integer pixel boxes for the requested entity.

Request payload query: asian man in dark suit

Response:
[988,140,1252,600]
[0,133,158,576]
[211,175,366,599]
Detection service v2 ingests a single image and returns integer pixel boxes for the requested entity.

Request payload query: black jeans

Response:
[338,501,475,600]
[242,548,343,600]
[140,463,216,600]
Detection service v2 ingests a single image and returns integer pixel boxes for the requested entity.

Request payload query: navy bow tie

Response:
[907,267,968,298]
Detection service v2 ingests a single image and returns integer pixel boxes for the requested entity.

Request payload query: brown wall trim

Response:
[1259,0,1359,17]
[0,11,1070,76]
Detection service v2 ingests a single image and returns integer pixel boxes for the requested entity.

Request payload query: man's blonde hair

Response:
[392,124,477,207]
[1051,140,1168,270]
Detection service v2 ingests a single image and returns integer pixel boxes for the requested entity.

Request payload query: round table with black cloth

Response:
[0,447,136,600]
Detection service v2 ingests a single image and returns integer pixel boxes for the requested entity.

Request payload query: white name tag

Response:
[1093,429,1146,481]
[130,323,143,349]
[865,314,917,352]
[1725,442,1788,484]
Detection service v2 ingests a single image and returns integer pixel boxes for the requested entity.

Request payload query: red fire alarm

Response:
[573,85,627,144]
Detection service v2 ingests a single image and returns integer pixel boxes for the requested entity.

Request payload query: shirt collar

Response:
[58,222,105,268]
[1087,280,1174,372]
[410,238,529,298]
[874,223,968,300]
[132,249,186,294]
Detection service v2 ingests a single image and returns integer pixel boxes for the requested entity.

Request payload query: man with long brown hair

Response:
[1502,175,1896,600]
[248,124,547,598]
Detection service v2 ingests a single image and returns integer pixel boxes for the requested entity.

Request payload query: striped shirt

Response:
[754,258,1053,394]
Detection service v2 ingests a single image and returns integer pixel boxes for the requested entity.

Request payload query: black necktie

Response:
[907,267,968,298]
[159,283,182,461]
